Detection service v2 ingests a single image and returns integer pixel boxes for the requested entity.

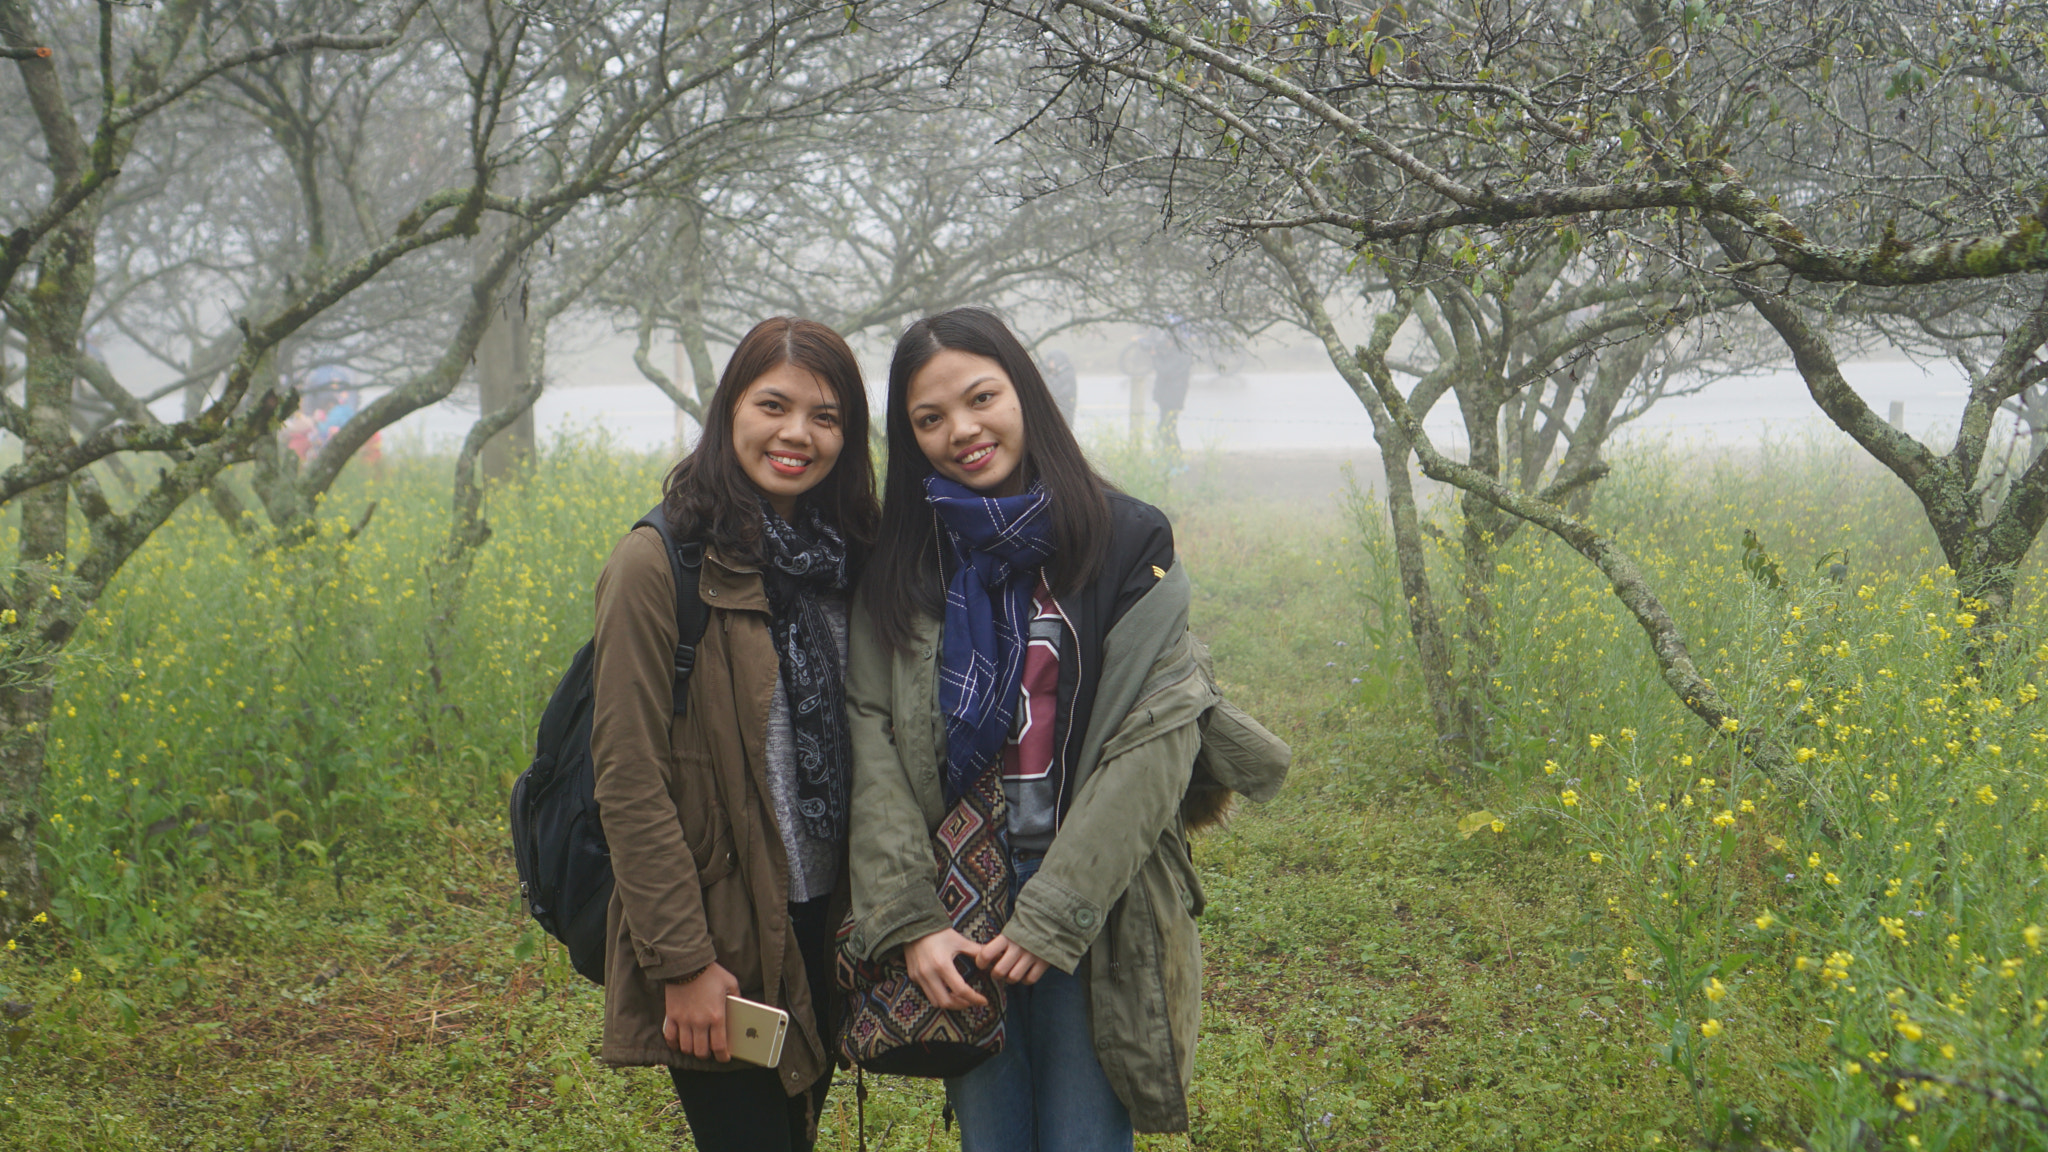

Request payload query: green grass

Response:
[4,436,2044,1150]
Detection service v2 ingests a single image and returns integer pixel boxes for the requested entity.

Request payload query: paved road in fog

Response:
[377,356,1979,458]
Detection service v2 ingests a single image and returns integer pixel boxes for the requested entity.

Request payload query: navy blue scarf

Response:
[925,475,1057,806]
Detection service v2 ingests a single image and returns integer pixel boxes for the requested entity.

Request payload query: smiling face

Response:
[905,348,1028,496]
[730,360,844,520]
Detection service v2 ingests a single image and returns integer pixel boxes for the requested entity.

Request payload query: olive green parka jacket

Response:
[844,559,1289,1133]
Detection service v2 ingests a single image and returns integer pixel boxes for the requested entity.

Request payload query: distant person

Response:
[1146,323,1194,457]
[591,317,877,1152]
[307,365,351,410]
[323,388,358,431]
[304,366,353,453]
[282,411,317,463]
[303,374,383,466]
[1042,349,1078,426]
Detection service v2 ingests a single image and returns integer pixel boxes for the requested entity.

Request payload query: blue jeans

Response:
[944,855,1134,1152]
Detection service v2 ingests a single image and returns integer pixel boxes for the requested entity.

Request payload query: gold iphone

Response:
[725,995,789,1068]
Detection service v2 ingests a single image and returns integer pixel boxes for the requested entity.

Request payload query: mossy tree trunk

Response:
[1260,234,1467,759]
[0,0,130,926]
[1372,397,1463,755]
[0,0,453,931]
[1351,290,1808,792]
[1263,233,1716,769]
[475,205,536,483]
[418,224,645,723]
[629,197,719,437]
[1709,219,2048,631]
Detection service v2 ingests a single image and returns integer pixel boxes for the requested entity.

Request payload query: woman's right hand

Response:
[663,961,741,1061]
[905,928,989,1010]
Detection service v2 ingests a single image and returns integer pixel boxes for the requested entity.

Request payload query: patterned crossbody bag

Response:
[834,763,1011,1078]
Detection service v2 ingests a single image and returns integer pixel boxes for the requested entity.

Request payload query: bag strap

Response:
[632,504,709,715]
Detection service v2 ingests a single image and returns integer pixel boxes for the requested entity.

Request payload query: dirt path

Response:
[1183,449,1384,506]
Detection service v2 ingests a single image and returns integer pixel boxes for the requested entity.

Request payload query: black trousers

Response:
[669,895,835,1152]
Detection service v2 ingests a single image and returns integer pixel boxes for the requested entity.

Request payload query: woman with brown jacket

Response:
[589,317,877,1152]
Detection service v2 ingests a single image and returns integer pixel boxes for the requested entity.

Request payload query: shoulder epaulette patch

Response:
[1151,565,1166,579]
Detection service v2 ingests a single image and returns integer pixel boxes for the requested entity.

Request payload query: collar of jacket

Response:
[699,546,770,613]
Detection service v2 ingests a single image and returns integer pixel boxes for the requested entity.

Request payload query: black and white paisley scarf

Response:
[757,497,853,843]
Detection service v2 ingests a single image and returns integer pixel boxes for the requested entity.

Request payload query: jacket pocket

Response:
[670,739,737,886]
[701,855,761,996]
[692,820,737,888]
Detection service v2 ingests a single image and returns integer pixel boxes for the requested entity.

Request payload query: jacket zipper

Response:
[1046,586,1139,979]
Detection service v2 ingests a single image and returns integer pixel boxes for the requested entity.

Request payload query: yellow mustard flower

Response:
[1699,1019,1723,1038]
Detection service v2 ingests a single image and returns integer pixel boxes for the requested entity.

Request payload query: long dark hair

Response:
[663,317,878,567]
[866,308,1111,653]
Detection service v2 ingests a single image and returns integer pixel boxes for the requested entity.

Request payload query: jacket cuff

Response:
[636,939,719,983]
[850,886,951,961]
[1002,874,1104,974]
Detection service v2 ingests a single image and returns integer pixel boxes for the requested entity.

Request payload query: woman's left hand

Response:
[975,934,1050,985]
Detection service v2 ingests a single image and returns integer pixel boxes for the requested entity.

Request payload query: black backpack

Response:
[509,506,708,984]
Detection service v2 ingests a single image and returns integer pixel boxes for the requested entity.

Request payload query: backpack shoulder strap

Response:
[633,504,709,715]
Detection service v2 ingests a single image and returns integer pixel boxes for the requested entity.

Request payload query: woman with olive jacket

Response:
[591,318,877,1152]
[844,309,1287,1150]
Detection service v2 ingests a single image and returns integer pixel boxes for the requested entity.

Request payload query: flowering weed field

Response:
[1,435,2043,1150]
[1455,441,2048,1149]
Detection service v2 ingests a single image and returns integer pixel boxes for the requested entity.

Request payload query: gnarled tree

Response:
[983,0,2048,765]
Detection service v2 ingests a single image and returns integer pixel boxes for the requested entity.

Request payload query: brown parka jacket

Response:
[589,526,845,1099]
